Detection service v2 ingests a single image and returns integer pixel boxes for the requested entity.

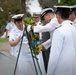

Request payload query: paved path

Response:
[0,42,11,52]
[0,42,33,75]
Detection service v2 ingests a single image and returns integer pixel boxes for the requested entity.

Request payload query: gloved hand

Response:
[27,25,32,32]
[37,44,43,52]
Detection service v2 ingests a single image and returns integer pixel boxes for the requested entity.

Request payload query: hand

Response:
[37,44,43,52]
[27,25,32,32]
[9,35,21,46]
[17,35,21,43]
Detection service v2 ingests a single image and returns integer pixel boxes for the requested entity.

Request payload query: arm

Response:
[27,21,59,33]
[9,36,21,46]
[42,38,51,50]
[33,20,59,33]
[27,18,60,33]
[5,29,9,38]
[5,23,10,38]
[33,23,51,32]
[9,29,21,46]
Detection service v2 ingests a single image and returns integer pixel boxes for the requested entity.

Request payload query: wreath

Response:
[23,17,42,55]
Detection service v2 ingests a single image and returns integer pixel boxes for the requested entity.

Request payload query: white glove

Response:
[27,25,31,32]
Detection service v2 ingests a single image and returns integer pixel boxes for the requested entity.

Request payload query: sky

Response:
[27,0,42,15]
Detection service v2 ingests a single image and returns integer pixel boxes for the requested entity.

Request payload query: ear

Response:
[72,12,76,16]
[59,15,61,19]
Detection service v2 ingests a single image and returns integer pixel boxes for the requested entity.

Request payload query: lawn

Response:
[0,38,9,42]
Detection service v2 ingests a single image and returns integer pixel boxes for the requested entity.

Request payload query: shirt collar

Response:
[61,20,73,25]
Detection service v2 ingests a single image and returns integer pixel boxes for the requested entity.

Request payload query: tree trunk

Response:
[0,26,5,37]
[21,0,27,17]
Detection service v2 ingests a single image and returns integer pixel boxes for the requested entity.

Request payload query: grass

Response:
[0,38,9,42]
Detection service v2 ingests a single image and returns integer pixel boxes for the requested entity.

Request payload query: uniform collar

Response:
[49,17,57,23]
[36,21,41,25]
[61,20,73,25]
[73,18,76,24]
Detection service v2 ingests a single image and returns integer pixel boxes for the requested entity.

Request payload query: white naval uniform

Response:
[9,25,46,75]
[6,21,15,37]
[47,20,76,75]
[35,20,42,39]
[34,17,60,49]
[73,18,76,27]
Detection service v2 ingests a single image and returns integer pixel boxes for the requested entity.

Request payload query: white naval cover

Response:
[47,20,76,75]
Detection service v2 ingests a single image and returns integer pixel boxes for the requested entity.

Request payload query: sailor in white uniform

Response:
[27,8,60,73]
[5,15,15,38]
[9,14,44,75]
[69,5,76,27]
[32,12,46,75]
[47,6,76,75]
[29,8,60,50]
[32,12,42,39]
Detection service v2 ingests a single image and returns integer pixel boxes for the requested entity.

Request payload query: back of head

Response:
[54,6,70,20]
[70,5,76,15]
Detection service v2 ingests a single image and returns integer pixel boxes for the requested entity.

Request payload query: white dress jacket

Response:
[47,20,76,75]
[9,25,46,75]
[34,17,60,49]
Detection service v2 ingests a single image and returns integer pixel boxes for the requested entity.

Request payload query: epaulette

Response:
[55,25,62,29]
[70,22,73,25]
[39,23,43,26]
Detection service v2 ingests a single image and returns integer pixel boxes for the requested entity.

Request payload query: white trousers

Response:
[16,52,46,75]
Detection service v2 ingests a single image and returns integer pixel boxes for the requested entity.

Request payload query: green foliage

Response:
[0,13,6,28]
[57,0,76,5]
[27,12,32,17]
[0,38,9,42]
[0,0,23,28]
[23,17,35,25]
[38,0,76,8]
[31,32,40,55]
[23,17,40,55]
[38,0,58,8]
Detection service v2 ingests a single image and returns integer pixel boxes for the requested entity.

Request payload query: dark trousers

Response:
[42,47,50,73]
[42,32,50,73]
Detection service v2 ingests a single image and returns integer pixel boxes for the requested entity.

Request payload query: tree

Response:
[57,0,76,5]
[0,0,22,28]
[0,0,32,28]
[21,0,27,17]
[21,0,33,17]
[38,0,76,8]
[0,0,23,36]
[38,0,58,8]
[0,0,32,36]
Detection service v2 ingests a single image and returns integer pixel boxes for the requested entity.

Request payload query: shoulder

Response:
[6,23,10,27]
[10,26,17,33]
[7,22,11,26]
[55,25,62,29]
[50,18,59,25]
[53,27,64,39]
[49,20,60,28]
[51,17,57,22]
[53,25,63,35]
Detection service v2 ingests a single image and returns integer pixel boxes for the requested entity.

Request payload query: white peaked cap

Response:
[12,14,24,19]
[40,8,54,20]
[41,8,54,15]
[54,5,70,8]
[70,5,76,8]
